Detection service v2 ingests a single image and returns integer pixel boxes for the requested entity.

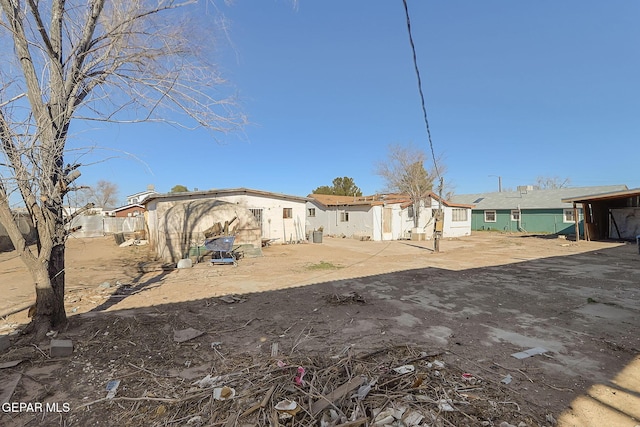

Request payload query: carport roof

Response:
[561,187,640,203]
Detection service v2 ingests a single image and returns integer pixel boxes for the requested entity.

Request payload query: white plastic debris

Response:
[193,374,225,388]
[212,386,235,400]
[437,399,456,412]
[511,347,548,359]
[105,380,120,399]
[186,415,203,425]
[393,364,415,374]
[403,410,425,426]
[501,374,513,384]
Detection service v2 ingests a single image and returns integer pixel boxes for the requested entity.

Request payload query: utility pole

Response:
[489,175,502,192]
[434,177,444,252]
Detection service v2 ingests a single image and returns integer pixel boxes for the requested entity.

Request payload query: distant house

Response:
[126,185,158,205]
[143,188,309,262]
[451,185,628,235]
[306,193,473,241]
[112,204,145,218]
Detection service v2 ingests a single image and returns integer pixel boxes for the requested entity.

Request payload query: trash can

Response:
[312,230,323,243]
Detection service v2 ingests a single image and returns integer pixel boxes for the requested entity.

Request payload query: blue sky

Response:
[73,0,640,204]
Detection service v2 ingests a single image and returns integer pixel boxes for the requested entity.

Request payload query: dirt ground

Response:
[0,233,639,426]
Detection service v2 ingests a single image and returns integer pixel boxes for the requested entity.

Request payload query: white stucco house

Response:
[126,185,158,205]
[306,193,473,241]
[144,188,309,261]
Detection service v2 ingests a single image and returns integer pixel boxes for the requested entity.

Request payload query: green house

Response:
[451,185,628,235]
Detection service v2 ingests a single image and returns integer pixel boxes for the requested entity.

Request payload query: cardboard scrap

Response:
[0,360,24,369]
[511,347,548,359]
[311,376,365,415]
[173,328,204,343]
[0,373,21,405]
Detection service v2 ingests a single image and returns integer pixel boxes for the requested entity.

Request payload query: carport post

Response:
[573,202,579,242]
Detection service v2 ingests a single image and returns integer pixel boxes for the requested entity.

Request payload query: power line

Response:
[401,0,441,181]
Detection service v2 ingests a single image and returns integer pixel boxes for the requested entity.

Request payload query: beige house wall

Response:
[146,198,261,262]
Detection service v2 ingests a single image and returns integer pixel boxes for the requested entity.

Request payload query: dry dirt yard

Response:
[0,233,639,427]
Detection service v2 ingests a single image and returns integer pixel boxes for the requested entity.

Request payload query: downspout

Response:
[517,204,527,232]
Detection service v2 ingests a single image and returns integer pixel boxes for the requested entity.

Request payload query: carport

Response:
[562,188,640,241]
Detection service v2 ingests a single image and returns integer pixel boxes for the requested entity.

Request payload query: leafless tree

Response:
[535,176,571,189]
[0,0,246,337]
[376,144,442,228]
[89,180,120,208]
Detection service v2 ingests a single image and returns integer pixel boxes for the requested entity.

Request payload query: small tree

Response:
[376,144,439,228]
[170,185,189,193]
[312,177,362,197]
[0,0,245,338]
[90,180,120,207]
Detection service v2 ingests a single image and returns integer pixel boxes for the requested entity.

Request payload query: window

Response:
[250,208,263,225]
[563,208,582,223]
[407,205,414,218]
[452,208,468,222]
[511,210,520,221]
[484,210,496,222]
[307,208,316,217]
[340,211,349,222]
[283,208,292,219]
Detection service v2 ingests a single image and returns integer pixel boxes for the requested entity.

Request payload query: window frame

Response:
[511,210,520,222]
[340,211,349,222]
[563,208,581,223]
[452,208,468,222]
[307,208,316,217]
[283,208,292,219]
[484,210,497,223]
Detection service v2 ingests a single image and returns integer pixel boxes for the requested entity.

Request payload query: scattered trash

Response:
[219,295,246,304]
[294,366,306,386]
[403,410,425,426]
[275,399,300,419]
[212,386,236,400]
[393,364,415,374]
[119,239,135,247]
[0,360,24,369]
[210,341,222,348]
[106,380,120,399]
[46,330,58,338]
[99,281,111,289]
[324,291,366,305]
[373,407,395,425]
[352,377,376,400]
[186,415,203,425]
[0,373,21,406]
[193,374,225,388]
[511,347,548,359]
[173,328,204,343]
[501,374,513,385]
[277,360,287,368]
[462,372,475,381]
[438,399,456,412]
[177,258,193,269]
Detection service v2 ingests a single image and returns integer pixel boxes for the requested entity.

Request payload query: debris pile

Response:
[72,346,542,426]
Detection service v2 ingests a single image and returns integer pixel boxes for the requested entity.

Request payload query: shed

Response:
[561,188,640,241]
